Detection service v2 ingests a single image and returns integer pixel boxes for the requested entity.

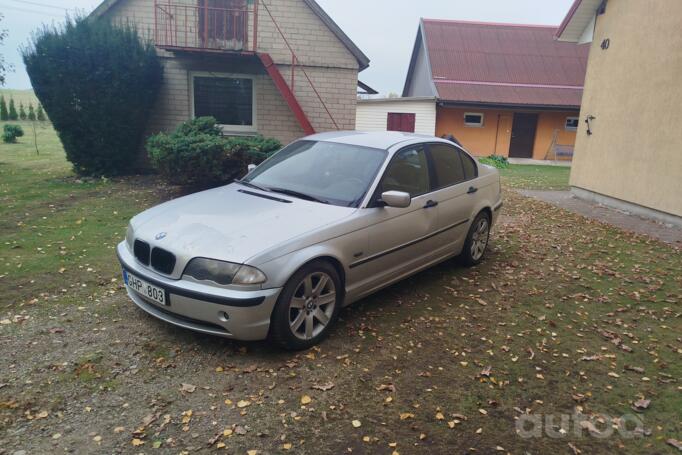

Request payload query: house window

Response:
[565,116,579,131]
[387,113,416,133]
[464,113,484,127]
[191,73,256,132]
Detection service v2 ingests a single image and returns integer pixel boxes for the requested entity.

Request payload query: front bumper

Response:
[116,242,281,341]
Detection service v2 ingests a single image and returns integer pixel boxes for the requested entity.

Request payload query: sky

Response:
[0,0,574,94]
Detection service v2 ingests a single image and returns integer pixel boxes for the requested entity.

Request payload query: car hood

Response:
[131,184,355,267]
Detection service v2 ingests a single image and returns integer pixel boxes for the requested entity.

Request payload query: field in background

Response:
[0,88,39,107]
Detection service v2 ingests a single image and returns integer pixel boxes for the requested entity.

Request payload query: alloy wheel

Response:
[288,272,336,340]
[470,217,490,261]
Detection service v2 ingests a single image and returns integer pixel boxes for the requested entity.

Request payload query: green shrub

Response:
[0,96,7,121]
[36,104,47,121]
[27,103,36,121]
[19,103,27,120]
[479,154,509,169]
[2,124,24,143]
[147,117,281,187]
[23,17,163,176]
[7,98,18,121]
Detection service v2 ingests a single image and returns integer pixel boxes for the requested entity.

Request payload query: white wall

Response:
[356,99,436,135]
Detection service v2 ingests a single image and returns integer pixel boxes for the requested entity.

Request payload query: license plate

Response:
[124,270,167,306]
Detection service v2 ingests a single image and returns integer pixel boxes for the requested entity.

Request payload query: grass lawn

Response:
[0,121,169,309]
[500,164,571,190]
[0,125,680,454]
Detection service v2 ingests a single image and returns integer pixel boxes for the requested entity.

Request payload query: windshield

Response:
[243,140,387,207]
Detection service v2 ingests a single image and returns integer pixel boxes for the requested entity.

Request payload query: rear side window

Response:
[429,144,465,188]
[459,151,478,180]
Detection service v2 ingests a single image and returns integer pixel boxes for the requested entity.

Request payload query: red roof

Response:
[421,19,590,108]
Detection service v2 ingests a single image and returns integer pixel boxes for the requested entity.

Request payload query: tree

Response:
[19,102,27,120]
[0,95,7,120]
[27,103,36,121]
[36,103,46,121]
[0,14,12,86]
[8,98,18,120]
[23,17,163,176]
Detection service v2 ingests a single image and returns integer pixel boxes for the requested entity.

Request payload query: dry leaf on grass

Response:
[180,383,196,393]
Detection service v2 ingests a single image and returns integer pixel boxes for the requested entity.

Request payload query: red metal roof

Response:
[422,19,590,108]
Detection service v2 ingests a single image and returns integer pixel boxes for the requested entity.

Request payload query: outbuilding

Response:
[403,19,589,160]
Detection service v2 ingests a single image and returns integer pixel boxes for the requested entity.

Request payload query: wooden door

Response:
[199,0,248,50]
[509,113,538,158]
[387,113,416,133]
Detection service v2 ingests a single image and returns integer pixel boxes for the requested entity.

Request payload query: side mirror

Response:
[247,164,257,172]
[381,191,411,208]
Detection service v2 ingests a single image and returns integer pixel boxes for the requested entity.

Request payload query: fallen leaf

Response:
[377,384,396,393]
[237,400,251,408]
[667,439,682,451]
[312,382,335,391]
[180,383,197,393]
[632,398,650,412]
[300,395,312,405]
[352,420,362,428]
[131,438,144,446]
[435,412,444,420]
[568,442,582,455]
[399,413,414,420]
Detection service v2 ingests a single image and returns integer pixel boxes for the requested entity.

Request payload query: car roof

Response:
[305,131,451,150]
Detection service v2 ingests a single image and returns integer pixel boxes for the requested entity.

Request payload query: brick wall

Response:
[104,0,361,145]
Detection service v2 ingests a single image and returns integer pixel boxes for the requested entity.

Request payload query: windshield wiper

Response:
[269,187,329,204]
[235,179,270,193]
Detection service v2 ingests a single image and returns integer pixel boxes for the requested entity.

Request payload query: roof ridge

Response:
[422,18,559,29]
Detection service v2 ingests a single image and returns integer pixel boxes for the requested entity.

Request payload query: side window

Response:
[459,151,478,181]
[380,146,430,198]
[429,144,465,188]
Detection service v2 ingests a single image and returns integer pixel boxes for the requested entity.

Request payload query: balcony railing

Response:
[154,1,258,53]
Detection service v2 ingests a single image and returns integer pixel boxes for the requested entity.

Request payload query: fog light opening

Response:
[219,312,230,322]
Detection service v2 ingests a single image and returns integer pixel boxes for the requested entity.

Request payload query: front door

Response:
[349,145,439,293]
[509,113,538,158]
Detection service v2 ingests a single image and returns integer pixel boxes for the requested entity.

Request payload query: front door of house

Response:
[509,113,538,158]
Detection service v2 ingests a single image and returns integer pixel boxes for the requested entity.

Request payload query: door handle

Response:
[423,200,438,209]
[467,186,478,194]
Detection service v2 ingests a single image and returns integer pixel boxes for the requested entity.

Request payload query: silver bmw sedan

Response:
[117,131,502,349]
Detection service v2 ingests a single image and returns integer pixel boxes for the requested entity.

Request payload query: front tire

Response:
[459,211,491,266]
[269,260,342,350]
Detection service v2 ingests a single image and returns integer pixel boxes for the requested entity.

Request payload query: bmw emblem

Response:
[155,232,167,241]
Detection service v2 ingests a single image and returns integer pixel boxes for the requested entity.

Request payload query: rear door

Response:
[425,143,479,249]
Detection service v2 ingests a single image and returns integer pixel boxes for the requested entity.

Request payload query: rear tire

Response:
[459,211,491,266]
[269,260,342,350]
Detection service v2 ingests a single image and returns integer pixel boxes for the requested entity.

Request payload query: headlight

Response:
[125,223,134,249]
[183,258,267,285]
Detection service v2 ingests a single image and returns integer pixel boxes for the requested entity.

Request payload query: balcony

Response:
[154,0,258,53]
